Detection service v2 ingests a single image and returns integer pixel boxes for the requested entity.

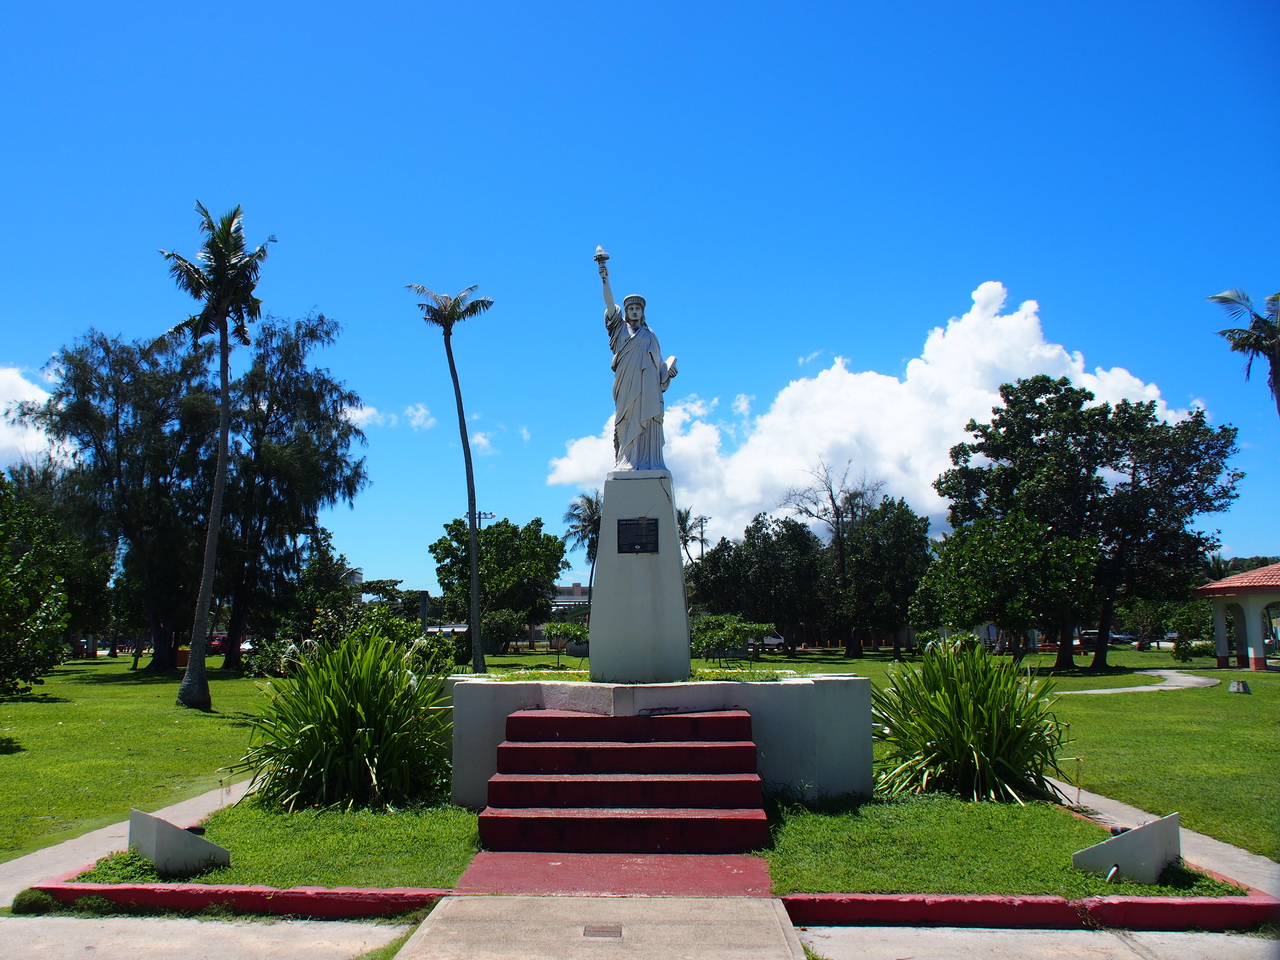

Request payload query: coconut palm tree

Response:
[409,284,493,672]
[162,203,273,711]
[562,490,603,615]
[676,507,709,564]
[1208,288,1280,422]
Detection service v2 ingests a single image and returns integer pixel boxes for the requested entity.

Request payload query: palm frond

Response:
[1207,289,1258,326]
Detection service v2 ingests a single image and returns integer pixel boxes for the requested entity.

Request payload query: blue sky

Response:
[1,1,1276,593]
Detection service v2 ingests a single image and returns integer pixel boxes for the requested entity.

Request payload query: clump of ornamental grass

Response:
[872,639,1072,803]
[228,630,452,811]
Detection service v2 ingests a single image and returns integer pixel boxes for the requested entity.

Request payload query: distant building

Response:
[554,582,591,612]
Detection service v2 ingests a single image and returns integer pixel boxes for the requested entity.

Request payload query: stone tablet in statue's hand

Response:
[666,356,678,379]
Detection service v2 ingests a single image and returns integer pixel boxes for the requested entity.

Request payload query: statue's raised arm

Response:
[595,245,615,310]
[593,245,674,472]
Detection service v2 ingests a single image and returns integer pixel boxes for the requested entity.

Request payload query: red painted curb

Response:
[781,892,1280,931]
[32,881,449,918]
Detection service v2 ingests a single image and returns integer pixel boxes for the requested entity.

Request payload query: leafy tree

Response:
[12,329,218,669]
[7,460,114,646]
[780,460,884,655]
[561,489,602,612]
[429,517,567,655]
[220,314,368,668]
[409,284,493,672]
[911,514,1099,664]
[935,375,1241,668]
[1208,288,1280,421]
[688,514,825,652]
[280,528,363,646]
[162,202,274,710]
[0,476,71,694]
[686,536,746,616]
[844,496,931,659]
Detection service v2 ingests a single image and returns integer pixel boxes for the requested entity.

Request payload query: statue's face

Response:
[625,301,644,322]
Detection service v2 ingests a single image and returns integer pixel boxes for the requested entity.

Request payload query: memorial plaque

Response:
[617,518,659,553]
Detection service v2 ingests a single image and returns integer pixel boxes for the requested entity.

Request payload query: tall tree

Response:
[12,329,218,669]
[409,284,493,673]
[935,375,1242,669]
[911,513,1100,661]
[220,314,368,668]
[430,517,567,650]
[0,476,71,694]
[688,515,825,651]
[780,460,883,656]
[844,496,931,659]
[1208,289,1280,421]
[561,490,602,614]
[162,202,273,710]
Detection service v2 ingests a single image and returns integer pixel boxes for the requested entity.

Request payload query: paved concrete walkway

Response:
[1056,669,1221,695]
[1048,778,1280,897]
[799,925,1279,959]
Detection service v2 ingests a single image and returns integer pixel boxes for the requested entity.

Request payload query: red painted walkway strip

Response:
[455,851,774,897]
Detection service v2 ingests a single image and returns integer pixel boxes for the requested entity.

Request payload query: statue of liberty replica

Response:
[589,247,691,682]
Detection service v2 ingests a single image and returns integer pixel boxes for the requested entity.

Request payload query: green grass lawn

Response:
[7,645,1274,889]
[765,794,1241,897]
[1055,669,1280,861]
[76,800,478,889]
[0,657,264,861]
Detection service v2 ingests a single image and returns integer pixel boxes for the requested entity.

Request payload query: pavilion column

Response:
[1212,601,1230,668]
[1230,603,1249,668]
[1242,597,1269,671]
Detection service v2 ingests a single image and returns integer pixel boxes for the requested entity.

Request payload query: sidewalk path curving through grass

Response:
[1055,669,1220,695]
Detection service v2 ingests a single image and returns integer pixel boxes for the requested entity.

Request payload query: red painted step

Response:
[505,709,754,743]
[480,707,769,854]
[477,806,770,853]
[486,771,763,809]
[495,740,758,775]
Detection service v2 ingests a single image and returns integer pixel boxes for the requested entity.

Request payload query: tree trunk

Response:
[1052,624,1076,669]
[177,321,230,710]
[443,328,485,673]
[223,566,250,672]
[1090,600,1115,670]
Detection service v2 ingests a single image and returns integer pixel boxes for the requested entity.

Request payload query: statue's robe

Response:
[606,303,670,471]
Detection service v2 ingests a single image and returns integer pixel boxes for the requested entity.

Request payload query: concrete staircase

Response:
[477,708,770,853]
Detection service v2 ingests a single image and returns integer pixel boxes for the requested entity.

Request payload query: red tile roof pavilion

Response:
[1194,562,1280,597]
[1193,562,1280,669]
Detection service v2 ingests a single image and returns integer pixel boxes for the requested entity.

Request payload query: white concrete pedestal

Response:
[588,470,691,683]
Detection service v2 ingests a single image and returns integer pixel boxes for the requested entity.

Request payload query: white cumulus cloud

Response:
[405,403,436,431]
[549,282,1187,545]
[345,405,397,428]
[0,367,53,469]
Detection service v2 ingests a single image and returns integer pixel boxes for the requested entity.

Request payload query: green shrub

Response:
[481,608,525,654]
[1172,637,1217,662]
[229,629,452,811]
[872,639,1071,803]
[542,621,588,648]
[691,614,775,664]
[11,888,59,915]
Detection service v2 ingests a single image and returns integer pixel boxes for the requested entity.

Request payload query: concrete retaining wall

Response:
[450,675,872,807]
